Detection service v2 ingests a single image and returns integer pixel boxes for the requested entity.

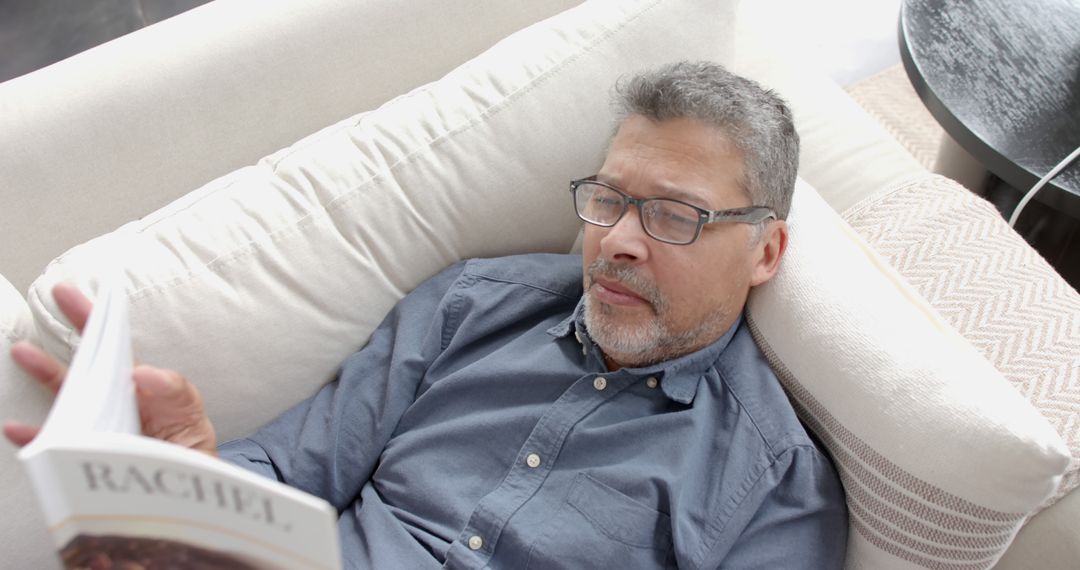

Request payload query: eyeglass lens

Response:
[574,182,700,244]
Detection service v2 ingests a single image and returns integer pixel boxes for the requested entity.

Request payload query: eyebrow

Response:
[595,174,713,208]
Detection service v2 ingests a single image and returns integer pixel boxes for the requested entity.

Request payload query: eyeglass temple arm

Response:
[704,207,776,224]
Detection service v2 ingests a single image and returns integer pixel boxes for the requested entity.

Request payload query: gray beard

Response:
[582,258,730,368]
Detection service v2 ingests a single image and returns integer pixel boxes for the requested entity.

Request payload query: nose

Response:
[598,206,650,263]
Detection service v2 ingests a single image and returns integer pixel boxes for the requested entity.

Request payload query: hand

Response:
[3,283,218,456]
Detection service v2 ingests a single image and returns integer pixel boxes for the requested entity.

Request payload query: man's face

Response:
[581,115,785,369]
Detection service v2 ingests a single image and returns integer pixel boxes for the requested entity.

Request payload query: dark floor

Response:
[0,0,212,84]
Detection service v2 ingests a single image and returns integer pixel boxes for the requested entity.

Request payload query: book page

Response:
[30,275,139,445]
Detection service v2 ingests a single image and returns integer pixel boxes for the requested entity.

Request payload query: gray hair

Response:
[613,61,799,219]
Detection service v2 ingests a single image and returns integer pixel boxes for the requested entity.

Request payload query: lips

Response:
[591,278,648,306]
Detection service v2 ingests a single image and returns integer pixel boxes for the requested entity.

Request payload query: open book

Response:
[18,280,342,570]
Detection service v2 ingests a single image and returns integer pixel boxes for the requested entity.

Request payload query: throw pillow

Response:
[842,174,1080,508]
[746,179,1070,569]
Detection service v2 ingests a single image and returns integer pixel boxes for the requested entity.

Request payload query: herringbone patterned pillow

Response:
[843,174,1080,507]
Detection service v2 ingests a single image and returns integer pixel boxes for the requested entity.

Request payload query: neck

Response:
[602,353,622,371]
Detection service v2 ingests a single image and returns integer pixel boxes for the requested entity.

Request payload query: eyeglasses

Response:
[569,177,776,245]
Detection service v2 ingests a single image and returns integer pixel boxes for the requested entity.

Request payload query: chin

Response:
[585,308,662,363]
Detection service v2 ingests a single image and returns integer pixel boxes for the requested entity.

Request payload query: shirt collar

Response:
[547,297,742,404]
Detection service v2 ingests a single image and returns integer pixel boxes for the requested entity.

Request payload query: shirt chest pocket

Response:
[525,473,673,569]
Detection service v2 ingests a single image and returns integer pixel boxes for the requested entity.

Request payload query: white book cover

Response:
[18,279,342,570]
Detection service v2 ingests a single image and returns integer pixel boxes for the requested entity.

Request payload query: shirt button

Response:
[468,535,483,551]
[593,377,608,391]
[526,453,541,468]
[646,377,658,389]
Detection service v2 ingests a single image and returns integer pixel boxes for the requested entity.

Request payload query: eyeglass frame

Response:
[569,176,777,245]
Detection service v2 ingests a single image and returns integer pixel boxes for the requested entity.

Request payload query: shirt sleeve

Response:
[705,445,848,569]
[217,260,468,512]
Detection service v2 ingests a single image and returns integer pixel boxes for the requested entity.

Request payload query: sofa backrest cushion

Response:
[28,0,738,443]
[747,179,1069,569]
[0,0,580,293]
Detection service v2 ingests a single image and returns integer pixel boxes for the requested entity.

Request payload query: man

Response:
[6,61,847,568]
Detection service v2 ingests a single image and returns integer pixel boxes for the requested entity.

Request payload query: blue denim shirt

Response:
[219,253,847,569]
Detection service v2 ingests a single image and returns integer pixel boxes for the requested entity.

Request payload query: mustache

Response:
[586,258,664,309]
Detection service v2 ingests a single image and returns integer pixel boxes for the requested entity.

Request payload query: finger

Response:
[134,366,217,456]
[2,420,40,447]
[10,341,67,394]
[52,282,93,333]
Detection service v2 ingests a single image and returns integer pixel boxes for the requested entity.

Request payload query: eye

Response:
[589,187,624,211]
[650,201,698,228]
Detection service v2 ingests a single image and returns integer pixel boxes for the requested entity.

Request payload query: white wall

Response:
[749,0,904,85]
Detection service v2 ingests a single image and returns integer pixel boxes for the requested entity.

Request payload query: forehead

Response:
[600,116,746,206]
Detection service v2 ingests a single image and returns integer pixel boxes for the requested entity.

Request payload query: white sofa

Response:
[1,1,1075,568]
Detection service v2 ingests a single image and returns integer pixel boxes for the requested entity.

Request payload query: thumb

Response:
[134,365,194,403]
[133,365,217,456]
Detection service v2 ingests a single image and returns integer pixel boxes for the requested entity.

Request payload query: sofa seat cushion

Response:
[747,179,1070,569]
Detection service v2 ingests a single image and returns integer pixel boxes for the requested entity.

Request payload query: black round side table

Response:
[899,0,1080,286]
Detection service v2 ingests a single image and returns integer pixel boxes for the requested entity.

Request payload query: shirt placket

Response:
[441,371,636,570]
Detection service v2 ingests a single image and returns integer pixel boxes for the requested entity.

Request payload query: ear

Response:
[749,220,788,287]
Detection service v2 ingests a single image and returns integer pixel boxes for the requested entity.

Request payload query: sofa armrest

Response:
[995,489,1080,570]
[0,0,578,293]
